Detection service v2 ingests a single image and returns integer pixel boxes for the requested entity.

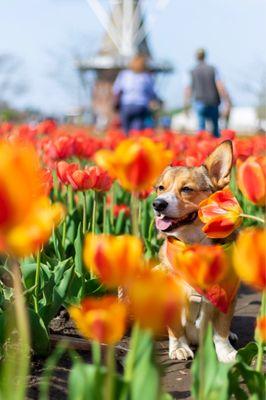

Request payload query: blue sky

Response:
[0,0,266,114]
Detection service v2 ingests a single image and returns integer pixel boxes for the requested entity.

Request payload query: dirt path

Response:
[27,286,260,400]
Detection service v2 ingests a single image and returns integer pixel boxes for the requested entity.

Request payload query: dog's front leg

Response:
[213,299,237,363]
[168,319,194,361]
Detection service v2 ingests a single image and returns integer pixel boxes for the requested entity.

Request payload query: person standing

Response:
[184,48,231,137]
[113,54,160,134]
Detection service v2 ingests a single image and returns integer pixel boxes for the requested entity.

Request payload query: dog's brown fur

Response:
[153,141,238,362]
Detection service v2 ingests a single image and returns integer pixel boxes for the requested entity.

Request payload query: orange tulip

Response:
[233,228,266,291]
[166,238,239,313]
[69,296,127,344]
[256,316,266,343]
[94,137,173,192]
[237,156,266,205]
[169,240,228,290]
[127,269,184,335]
[0,140,65,257]
[83,234,143,287]
[5,198,65,257]
[198,188,243,238]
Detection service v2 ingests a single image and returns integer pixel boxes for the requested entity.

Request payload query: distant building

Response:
[78,0,172,128]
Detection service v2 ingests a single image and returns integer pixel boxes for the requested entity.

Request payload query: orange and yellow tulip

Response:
[0,140,65,257]
[127,269,184,335]
[94,137,173,192]
[166,238,238,313]
[233,228,266,291]
[168,239,228,290]
[69,296,127,344]
[198,188,242,238]
[256,316,266,343]
[237,156,266,206]
[83,234,143,288]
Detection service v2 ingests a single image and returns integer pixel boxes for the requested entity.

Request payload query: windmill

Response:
[78,0,173,128]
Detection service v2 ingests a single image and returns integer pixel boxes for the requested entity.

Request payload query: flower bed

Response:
[0,121,265,400]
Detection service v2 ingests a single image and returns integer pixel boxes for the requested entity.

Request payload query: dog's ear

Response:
[203,140,233,189]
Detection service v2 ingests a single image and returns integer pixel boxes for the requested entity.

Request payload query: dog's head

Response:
[153,141,233,243]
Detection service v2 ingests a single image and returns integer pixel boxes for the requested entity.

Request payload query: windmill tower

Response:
[78,0,172,127]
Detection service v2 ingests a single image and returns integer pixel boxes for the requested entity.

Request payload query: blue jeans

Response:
[194,101,220,138]
[120,104,150,134]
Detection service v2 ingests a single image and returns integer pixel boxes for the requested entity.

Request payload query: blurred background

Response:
[0,0,265,132]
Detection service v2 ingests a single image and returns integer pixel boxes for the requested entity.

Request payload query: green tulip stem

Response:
[12,261,30,400]
[199,321,206,400]
[256,290,266,372]
[131,193,140,237]
[90,191,98,278]
[103,194,107,233]
[34,250,41,314]
[92,341,101,366]
[124,323,140,382]
[105,345,115,400]
[67,185,74,214]
[240,213,265,224]
[82,191,87,235]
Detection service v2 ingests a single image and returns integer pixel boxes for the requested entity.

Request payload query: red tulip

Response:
[237,156,266,205]
[40,168,53,195]
[198,188,243,238]
[56,161,79,185]
[86,166,113,192]
[67,169,97,191]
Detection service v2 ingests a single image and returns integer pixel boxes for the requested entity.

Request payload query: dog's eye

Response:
[181,186,194,193]
[158,185,165,191]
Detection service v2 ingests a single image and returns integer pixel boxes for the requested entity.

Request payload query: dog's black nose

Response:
[153,198,168,212]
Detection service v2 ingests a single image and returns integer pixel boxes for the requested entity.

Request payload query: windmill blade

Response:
[85,0,121,51]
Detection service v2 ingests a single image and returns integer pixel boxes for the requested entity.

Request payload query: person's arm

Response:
[215,69,232,106]
[113,72,122,96]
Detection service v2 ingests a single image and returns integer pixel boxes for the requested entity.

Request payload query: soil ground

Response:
[27,285,260,400]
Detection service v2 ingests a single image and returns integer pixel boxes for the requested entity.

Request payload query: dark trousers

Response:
[194,101,220,138]
[120,104,150,134]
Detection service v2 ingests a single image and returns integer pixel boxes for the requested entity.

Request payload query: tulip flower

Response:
[85,166,113,192]
[94,137,173,192]
[5,197,65,257]
[169,240,228,290]
[166,237,238,313]
[237,156,266,206]
[0,140,65,257]
[83,234,143,287]
[69,296,127,345]
[198,188,243,238]
[127,269,184,335]
[113,204,131,217]
[56,161,79,185]
[67,169,97,191]
[233,228,266,291]
[256,316,266,343]
[41,168,53,195]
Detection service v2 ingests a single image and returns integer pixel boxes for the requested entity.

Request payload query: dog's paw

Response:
[169,345,194,361]
[214,334,237,363]
[229,331,238,343]
[169,336,194,361]
[217,348,237,363]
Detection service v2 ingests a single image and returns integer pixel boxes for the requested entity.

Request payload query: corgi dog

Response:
[153,140,238,363]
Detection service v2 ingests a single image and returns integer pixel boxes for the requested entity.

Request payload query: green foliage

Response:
[191,324,233,400]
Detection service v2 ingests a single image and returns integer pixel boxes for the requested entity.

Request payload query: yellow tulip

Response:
[95,137,173,192]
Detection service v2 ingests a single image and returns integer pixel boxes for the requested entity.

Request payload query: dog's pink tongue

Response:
[156,217,173,231]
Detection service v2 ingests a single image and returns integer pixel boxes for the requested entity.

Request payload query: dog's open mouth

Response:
[155,211,198,232]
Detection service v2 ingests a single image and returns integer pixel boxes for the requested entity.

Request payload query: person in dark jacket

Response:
[184,48,231,137]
